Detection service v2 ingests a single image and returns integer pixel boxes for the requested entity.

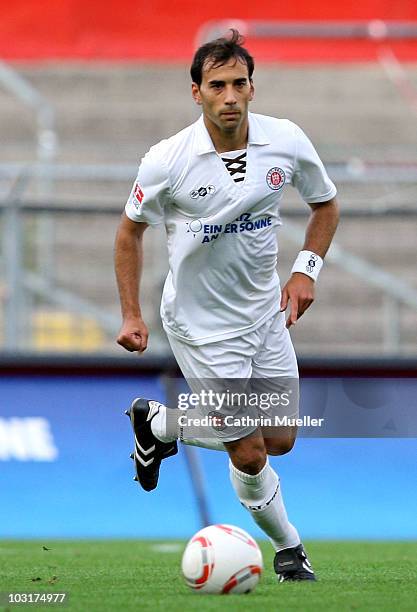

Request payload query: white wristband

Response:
[291,250,323,282]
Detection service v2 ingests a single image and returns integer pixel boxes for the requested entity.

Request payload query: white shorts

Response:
[166,310,299,442]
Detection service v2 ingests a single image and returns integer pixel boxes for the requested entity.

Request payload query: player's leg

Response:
[252,310,299,456]
[148,332,257,451]
[159,327,305,566]
[264,426,297,455]
[226,429,301,559]
[244,310,316,581]
[125,387,225,494]
[125,398,178,492]
[125,333,255,492]
[228,430,315,581]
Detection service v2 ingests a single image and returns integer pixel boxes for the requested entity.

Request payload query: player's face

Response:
[192,57,254,134]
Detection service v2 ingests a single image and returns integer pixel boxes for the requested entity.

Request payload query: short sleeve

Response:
[125,147,171,225]
[291,124,337,204]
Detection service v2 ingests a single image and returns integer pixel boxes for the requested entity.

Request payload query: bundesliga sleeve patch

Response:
[133,183,144,208]
[266,167,285,191]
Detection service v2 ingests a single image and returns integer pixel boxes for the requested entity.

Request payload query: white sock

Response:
[181,436,225,452]
[150,403,225,451]
[229,459,300,552]
[150,403,176,442]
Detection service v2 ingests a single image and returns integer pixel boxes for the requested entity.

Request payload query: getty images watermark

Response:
[164,377,417,438]
[177,412,324,429]
[162,378,326,440]
[177,388,292,410]
[176,389,324,429]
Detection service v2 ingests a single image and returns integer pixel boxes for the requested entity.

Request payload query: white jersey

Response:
[125,112,337,345]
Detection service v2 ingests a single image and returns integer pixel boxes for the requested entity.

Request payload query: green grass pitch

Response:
[1,540,417,611]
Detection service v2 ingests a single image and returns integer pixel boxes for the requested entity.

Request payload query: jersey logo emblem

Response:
[266,167,285,191]
[186,219,203,236]
[133,183,144,207]
[306,254,319,273]
[189,185,216,199]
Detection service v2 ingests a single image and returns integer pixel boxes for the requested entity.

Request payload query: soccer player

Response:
[114,30,339,582]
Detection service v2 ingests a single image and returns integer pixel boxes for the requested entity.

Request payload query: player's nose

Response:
[224,85,237,105]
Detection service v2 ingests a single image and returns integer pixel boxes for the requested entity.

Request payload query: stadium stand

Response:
[1,62,417,355]
[1,1,417,356]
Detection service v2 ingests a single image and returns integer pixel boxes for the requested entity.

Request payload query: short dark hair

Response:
[190,29,254,86]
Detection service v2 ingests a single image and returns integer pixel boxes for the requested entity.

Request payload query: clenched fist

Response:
[117,317,149,353]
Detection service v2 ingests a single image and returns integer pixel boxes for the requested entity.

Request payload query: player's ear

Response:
[249,80,255,102]
[192,83,202,105]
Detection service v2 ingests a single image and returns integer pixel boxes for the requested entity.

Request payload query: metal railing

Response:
[1,163,416,355]
[1,58,416,356]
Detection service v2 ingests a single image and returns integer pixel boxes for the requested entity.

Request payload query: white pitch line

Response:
[150,543,183,553]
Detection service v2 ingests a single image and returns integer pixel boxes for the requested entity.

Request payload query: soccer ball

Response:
[181,524,263,594]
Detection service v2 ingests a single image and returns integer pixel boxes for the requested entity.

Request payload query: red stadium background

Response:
[2,0,417,62]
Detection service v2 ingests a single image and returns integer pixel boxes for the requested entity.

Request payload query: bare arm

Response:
[301,197,340,258]
[114,212,149,352]
[280,197,339,328]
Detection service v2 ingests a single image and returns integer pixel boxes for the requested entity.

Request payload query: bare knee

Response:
[265,428,297,456]
[226,435,267,475]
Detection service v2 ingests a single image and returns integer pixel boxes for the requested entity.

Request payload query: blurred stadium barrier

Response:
[1,362,416,538]
[1,159,417,356]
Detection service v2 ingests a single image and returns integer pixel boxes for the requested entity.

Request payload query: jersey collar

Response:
[195,112,270,155]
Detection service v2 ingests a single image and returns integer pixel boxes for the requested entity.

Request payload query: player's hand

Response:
[117,317,149,353]
[280,273,315,328]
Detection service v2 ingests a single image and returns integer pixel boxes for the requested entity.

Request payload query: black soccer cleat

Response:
[125,397,177,492]
[274,544,317,582]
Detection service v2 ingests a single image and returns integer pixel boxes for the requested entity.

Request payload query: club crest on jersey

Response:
[133,183,144,208]
[190,185,216,199]
[208,411,227,431]
[266,167,285,191]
